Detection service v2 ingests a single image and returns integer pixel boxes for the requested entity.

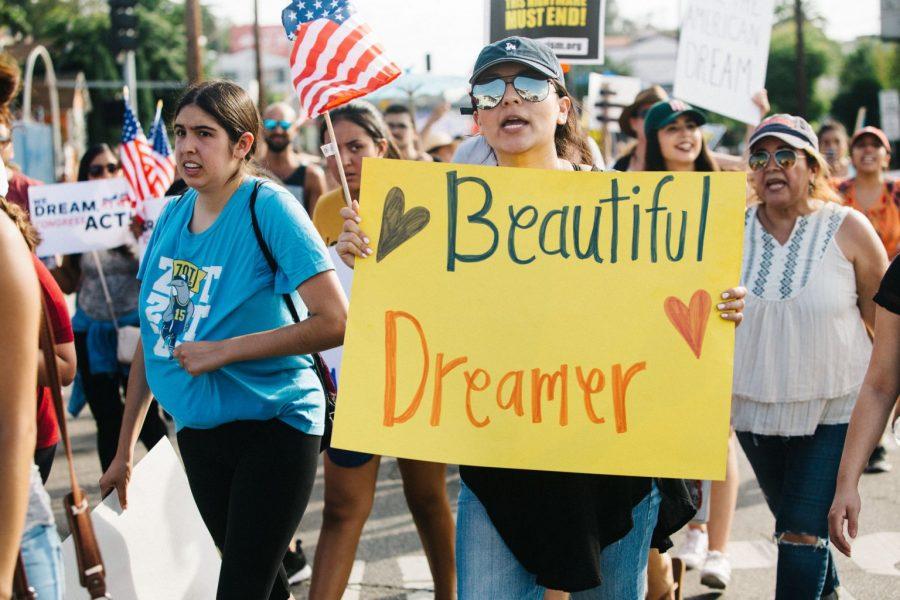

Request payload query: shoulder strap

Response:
[248,180,336,393]
[90,251,120,330]
[40,301,79,496]
[248,179,302,323]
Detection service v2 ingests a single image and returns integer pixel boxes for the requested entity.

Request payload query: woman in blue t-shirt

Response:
[100,80,348,600]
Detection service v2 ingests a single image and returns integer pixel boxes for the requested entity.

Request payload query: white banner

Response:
[137,195,175,259]
[674,0,775,125]
[29,178,133,257]
[62,438,220,599]
[320,246,354,387]
[879,89,900,141]
[586,73,642,133]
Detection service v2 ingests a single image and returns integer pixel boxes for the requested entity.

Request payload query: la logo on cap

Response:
[505,41,517,52]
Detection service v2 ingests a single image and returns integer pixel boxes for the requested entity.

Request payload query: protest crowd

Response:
[0,1,898,600]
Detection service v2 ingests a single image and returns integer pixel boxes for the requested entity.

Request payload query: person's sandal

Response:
[671,557,685,600]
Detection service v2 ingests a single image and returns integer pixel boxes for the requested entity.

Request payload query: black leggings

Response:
[178,419,320,600]
[74,331,169,471]
[34,444,57,484]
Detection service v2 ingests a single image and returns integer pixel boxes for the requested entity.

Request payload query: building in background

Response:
[213,25,294,102]
[605,32,678,90]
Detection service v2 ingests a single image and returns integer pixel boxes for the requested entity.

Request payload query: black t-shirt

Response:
[611,152,633,172]
[875,256,900,315]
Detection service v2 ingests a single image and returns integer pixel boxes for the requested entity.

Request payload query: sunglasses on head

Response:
[470,74,552,110]
[0,135,11,146]
[748,148,803,172]
[88,163,120,177]
[264,119,292,131]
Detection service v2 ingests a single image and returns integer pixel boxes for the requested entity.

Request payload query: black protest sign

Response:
[485,0,606,64]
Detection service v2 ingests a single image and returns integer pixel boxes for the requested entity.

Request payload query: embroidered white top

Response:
[732,201,872,436]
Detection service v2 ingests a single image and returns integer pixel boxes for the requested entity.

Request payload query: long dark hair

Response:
[551,80,593,166]
[77,143,116,182]
[175,80,265,180]
[644,117,719,172]
[0,53,20,128]
[319,101,401,159]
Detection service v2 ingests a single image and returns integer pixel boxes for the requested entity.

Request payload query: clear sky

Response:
[204,0,884,76]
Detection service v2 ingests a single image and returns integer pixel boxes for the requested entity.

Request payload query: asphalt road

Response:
[47,414,899,599]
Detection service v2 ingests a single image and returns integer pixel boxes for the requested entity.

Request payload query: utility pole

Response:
[185,0,204,83]
[795,0,807,118]
[254,0,267,113]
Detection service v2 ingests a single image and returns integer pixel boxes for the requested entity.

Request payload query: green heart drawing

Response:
[376,187,431,262]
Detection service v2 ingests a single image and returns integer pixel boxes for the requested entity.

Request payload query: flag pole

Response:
[153,98,163,123]
[324,110,354,209]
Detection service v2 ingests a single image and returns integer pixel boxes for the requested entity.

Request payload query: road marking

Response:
[849,532,900,576]
[342,560,366,600]
[398,554,434,594]
[728,539,778,570]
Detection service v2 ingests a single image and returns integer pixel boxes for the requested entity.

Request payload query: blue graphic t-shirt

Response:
[137,177,333,433]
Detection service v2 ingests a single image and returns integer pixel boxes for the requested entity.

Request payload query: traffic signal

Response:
[109,0,139,52]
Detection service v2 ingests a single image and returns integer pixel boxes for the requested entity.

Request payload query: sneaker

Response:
[864,444,892,474]
[700,550,731,589]
[672,528,708,570]
[283,540,312,585]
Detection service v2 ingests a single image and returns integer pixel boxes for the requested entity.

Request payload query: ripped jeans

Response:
[737,424,847,600]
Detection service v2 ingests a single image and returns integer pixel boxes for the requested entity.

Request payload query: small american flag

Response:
[282,0,401,120]
[120,97,172,205]
[147,101,176,188]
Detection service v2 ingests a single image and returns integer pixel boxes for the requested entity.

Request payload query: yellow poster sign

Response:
[333,159,745,479]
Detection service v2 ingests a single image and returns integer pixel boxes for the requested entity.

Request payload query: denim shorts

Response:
[21,523,65,600]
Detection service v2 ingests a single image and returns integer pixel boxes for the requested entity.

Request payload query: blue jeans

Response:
[738,424,847,600]
[456,480,661,599]
[21,523,65,600]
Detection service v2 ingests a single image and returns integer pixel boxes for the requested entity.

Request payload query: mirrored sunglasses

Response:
[470,75,552,111]
[264,119,292,131]
[748,149,802,172]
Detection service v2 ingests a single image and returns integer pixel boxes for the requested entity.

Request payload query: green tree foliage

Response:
[830,39,896,132]
[765,19,838,121]
[5,0,224,145]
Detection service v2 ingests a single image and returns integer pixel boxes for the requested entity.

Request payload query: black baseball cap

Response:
[469,37,564,84]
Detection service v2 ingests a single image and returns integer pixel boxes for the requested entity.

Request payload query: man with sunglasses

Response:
[259,102,326,216]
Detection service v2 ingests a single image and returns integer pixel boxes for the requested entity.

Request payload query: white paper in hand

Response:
[61,438,220,599]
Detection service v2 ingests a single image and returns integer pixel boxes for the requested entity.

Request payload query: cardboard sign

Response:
[332,160,745,479]
[586,73,642,133]
[137,195,174,259]
[485,0,607,64]
[62,438,220,599]
[879,89,900,141]
[29,178,133,257]
[674,0,775,125]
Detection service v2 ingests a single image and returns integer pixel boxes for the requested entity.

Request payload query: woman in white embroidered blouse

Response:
[734,114,888,599]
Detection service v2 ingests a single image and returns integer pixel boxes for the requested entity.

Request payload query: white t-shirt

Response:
[451,135,606,169]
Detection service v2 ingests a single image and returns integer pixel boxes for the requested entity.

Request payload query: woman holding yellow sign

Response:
[336,37,747,600]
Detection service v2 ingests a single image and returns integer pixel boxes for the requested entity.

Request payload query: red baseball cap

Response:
[850,126,891,152]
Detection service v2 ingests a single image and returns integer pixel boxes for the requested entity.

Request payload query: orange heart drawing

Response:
[664,290,712,359]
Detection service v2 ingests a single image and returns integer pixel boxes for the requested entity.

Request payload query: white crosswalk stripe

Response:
[398,554,434,597]
[341,560,366,600]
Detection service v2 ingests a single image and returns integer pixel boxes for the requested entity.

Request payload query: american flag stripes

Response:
[119,96,172,205]
[147,101,176,190]
[282,0,401,120]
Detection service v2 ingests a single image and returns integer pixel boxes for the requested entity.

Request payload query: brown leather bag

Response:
[39,300,109,599]
[12,553,36,600]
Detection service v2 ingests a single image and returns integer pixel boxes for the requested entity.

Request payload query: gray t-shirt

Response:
[24,464,54,533]
[77,248,141,321]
